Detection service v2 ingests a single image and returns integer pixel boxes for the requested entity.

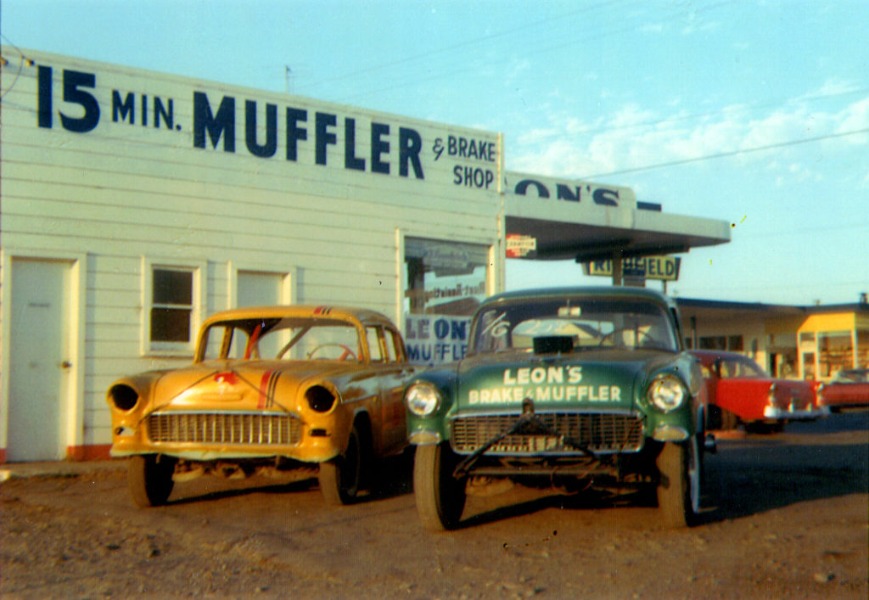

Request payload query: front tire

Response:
[413,443,467,532]
[128,454,176,508]
[319,425,366,506]
[656,437,701,528]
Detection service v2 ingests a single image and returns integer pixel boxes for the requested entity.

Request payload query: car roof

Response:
[690,350,753,362]
[481,286,675,308]
[200,305,396,329]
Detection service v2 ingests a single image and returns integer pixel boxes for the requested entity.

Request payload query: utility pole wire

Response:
[584,127,869,178]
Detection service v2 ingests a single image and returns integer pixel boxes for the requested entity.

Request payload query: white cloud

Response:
[836,96,869,142]
[507,91,869,182]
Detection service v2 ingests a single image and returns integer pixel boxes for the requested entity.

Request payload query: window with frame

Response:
[150,267,194,349]
[404,237,489,316]
[818,331,853,378]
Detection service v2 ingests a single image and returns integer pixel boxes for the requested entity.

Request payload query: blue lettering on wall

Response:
[515,179,550,198]
[344,118,366,171]
[285,107,307,161]
[245,100,277,158]
[371,123,390,175]
[592,188,619,206]
[193,92,235,152]
[399,128,423,178]
[112,91,135,124]
[315,112,338,165]
[60,70,100,133]
[514,178,627,208]
[34,67,468,185]
[154,97,174,130]
[556,184,580,202]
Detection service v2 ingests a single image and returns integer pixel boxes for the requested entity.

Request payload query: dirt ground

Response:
[1,411,867,599]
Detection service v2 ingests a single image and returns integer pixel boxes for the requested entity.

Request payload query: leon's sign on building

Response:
[583,256,681,281]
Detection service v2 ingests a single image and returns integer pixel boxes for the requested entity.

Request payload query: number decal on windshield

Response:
[482,312,510,338]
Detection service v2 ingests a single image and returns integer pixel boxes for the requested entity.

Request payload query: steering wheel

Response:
[598,328,659,348]
[307,343,357,361]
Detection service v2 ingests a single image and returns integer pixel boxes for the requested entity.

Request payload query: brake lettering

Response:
[468,384,621,404]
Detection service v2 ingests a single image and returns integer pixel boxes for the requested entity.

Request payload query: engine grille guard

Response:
[452,398,597,479]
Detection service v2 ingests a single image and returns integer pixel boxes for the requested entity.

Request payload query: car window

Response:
[719,357,766,379]
[472,297,678,354]
[367,326,384,362]
[199,317,361,362]
[834,369,868,383]
[385,329,400,362]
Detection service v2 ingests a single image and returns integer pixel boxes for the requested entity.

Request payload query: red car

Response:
[692,350,827,432]
[817,369,869,412]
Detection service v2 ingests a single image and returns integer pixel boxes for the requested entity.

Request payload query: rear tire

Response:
[319,425,366,506]
[414,443,467,531]
[128,454,176,508]
[656,437,701,528]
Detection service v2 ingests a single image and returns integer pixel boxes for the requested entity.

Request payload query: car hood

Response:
[149,360,358,412]
[453,350,678,412]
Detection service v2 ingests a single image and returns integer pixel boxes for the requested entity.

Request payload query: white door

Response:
[7,259,73,461]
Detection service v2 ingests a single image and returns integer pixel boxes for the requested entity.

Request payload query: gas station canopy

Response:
[503,172,731,263]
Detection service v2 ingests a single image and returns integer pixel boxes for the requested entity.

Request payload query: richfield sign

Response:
[584,256,682,281]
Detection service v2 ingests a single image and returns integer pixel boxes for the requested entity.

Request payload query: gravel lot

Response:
[2,411,867,599]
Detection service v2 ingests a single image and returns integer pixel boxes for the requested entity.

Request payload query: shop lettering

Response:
[192,93,424,178]
[503,366,583,385]
[38,66,177,132]
[465,366,623,405]
[453,165,495,189]
[407,343,467,364]
[405,316,468,341]
[469,385,622,405]
[35,66,426,180]
[447,136,496,162]
[513,178,621,207]
[405,315,470,366]
[432,135,497,189]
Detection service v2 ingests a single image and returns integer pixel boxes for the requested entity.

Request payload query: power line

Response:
[306,0,640,92]
[583,127,869,178]
[328,0,718,104]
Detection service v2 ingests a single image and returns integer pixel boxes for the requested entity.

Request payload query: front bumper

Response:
[763,405,829,421]
[110,409,344,463]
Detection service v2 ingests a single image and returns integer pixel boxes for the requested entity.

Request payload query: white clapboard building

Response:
[0,48,730,462]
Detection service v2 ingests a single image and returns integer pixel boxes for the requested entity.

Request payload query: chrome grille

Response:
[147,411,301,446]
[451,412,644,454]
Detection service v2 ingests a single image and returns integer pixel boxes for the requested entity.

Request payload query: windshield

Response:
[717,356,767,378]
[198,317,362,362]
[472,297,678,354]
[834,369,868,383]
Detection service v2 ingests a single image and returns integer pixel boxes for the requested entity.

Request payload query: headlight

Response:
[646,374,686,412]
[405,382,440,417]
[108,384,139,411]
[306,385,338,413]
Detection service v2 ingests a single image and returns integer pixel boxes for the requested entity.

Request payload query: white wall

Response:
[0,47,503,453]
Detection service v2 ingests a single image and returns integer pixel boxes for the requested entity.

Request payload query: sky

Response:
[2,0,868,306]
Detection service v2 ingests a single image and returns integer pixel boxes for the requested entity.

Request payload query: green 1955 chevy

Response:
[404,287,714,531]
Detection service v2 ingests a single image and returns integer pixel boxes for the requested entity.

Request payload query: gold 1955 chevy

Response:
[107,305,415,507]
